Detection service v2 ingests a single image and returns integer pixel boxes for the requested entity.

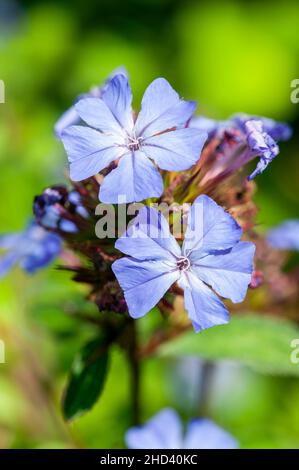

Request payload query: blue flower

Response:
[267,220,299,251]
[191,113,292,142]
[234,113,292,142]
[33,187,88,233]
[61,74,207,203]
[244,120,279,180]
[125,408,238,449]
[191,113,291,180]
[54,67,128,138]
[0,222,61,278]
[112,195,255,332]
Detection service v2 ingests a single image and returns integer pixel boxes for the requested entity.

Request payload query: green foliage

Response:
[158,314,299,376]
[62,337,110,421]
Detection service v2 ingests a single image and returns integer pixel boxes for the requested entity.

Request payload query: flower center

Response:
[176,256,190,272]
[127,136,142,151]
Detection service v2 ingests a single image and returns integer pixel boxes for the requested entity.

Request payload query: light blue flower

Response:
[191,113,291,180]
[191,113,292,142]
[0,222,61,278]
[61,74,207,203]
[125,408,238,449]
[244,120,279,180]
[112,195,255,332]
[267,220,299,251]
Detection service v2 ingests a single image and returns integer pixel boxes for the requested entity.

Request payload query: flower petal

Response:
[179,271,230,332]
[192,242,255,303]
[61,126,124,181]
[184,419,238,449]
[0,252,20,278]
[267,219,299,251]
[126,408,183,449]
[183,195,242,258]
[99,151,164,203]
[143,128,207,171]
[101,74,134,131]
[135,78,196,138]
[75,97,124,135]
[0,233,21,249]
[116,206,181,261]
[112,257,179,318]
[54,105,80,138]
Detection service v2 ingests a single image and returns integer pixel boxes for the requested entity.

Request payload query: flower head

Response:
[267,220,299,251]
[61,74,207,203]
[0,222,61,278]
[112,195,255,332]
[191,113,291,181]
[33,186,88,233]
[125,408,238,449]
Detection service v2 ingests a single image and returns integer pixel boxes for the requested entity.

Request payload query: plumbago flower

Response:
[0,222,61,278]
[112,195,255,332]
[61,74,207,203]
[191,112,291,181]
[125,408,238,449]
[267,220,299,251]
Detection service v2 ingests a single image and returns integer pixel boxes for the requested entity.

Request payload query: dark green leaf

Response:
[62,337,109,420]
[158,314,299,376]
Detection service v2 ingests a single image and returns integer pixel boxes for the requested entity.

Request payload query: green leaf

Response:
[158,314,299,376]
[62,337,109,420]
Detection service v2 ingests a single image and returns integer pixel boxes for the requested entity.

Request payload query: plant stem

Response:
[197,360,214,417]
[127,319,141,425]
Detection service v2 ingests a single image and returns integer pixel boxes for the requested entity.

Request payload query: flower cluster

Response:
[1,68,295,447]
[1,69,293,333]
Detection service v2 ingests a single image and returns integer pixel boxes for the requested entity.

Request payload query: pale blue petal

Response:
[61,126,123,181]
[112,257,179,318]
[20,231,61,273]
[0,233,20,249]
[192,242,255,303]
[99,151,164,203]
[116,206,181,261]
[135,78,196,138]
[267,219,299,251]
[59,219,78,233]
[126,408,183,449]
[143,128,207,171]
[101,74,134,131]
[183,195,242,258]
[184,419,238,449]
[0,252,19,278]
[54,105,80,138]
[190,116,221,135]
[179,271,230,332]
[75,97,124,135]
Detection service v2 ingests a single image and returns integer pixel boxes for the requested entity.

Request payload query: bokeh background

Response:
[0,0,299,449]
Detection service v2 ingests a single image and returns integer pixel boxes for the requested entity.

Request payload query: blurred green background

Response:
[0,0,299,449]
